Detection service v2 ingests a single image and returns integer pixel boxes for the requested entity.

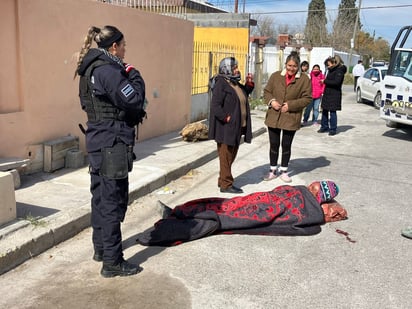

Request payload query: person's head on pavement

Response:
[308,180,339,204]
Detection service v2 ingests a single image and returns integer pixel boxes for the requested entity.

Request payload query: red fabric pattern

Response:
[137,185,327,246]
[173,185,306,227]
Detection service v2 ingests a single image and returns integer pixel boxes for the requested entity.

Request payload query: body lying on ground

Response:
[136,181,347,246]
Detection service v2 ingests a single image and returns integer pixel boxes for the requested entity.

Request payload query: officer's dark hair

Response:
[74,25,124,79]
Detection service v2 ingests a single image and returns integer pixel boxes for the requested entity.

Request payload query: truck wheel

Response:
[386,119,398,128]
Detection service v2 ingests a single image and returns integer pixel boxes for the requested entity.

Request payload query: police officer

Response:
[75,25,146,277]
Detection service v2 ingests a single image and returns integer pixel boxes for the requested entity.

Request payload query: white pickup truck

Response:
[380,25,412,127]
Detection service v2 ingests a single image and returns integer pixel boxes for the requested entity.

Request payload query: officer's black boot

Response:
[93,248,103,262]
[100,258,142,278]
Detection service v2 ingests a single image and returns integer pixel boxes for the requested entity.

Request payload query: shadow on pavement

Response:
[383,127,412,141]
[234,156,331,187]
[337,125,355,133]
[127,242,167,266]
[289,156,331,176]
[16,202,59,219]
[18,168,87,189]
[134,131,193,161]
[235,164,271,187]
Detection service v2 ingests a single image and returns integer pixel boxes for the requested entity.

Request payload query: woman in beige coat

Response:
[263,51,312,182]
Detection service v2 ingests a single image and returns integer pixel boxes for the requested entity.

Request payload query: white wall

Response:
[310,47,334,72]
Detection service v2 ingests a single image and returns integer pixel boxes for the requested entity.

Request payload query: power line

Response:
[249,4,412,15]
[207,0,409,41]
[207,1,412,14]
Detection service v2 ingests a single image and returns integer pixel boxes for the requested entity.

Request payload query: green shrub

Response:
[344,73,354,85]
[249,98,264,109]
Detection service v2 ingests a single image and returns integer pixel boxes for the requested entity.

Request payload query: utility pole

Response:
[252,37,268,100]
[348,0,362,68]
[234,0,238,13]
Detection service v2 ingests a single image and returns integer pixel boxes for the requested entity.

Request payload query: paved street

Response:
[1,85,412,308]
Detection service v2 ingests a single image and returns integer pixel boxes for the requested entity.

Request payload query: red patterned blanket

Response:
[137,185,325,246]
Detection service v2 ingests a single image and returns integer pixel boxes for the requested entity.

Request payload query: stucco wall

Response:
[0,0,194,171]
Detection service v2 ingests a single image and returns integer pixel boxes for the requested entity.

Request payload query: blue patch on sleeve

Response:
[121,84,135,98]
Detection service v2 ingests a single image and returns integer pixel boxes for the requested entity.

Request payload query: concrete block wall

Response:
[0,171,16,226]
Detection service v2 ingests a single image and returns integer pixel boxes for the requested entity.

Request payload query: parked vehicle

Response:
[371,60,387,67]
[380,25,412,127]
[356,66,387,109]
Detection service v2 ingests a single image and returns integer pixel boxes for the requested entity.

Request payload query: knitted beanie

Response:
[309,180,339,203]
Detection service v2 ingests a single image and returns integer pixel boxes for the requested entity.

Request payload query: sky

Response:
[206,0,412,45]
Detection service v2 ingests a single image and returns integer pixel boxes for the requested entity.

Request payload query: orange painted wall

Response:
[0,0,194,171]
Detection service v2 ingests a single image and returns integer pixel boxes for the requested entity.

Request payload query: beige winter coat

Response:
[264,69,312,131]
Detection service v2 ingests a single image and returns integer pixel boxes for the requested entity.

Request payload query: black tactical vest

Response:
[79,60,124,122]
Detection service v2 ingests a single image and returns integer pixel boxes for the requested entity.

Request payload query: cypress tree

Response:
[305,0,328,46]
[333,0,361,51]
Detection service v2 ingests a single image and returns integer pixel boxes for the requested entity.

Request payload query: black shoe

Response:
[93,250,103,262]
[220,185,243,194]
[328,131,336,136]
[101,259,143,278]
[317,129,328,133]
[157,200,173,219]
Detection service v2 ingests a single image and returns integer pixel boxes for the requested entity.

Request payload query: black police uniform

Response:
[77,48,145,264]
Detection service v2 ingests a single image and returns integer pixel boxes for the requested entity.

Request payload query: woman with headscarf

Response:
[208,57,254,194]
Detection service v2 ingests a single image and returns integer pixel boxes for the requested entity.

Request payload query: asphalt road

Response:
[1,86,412,309]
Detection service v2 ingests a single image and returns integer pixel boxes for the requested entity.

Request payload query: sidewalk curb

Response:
[0,125,267,275]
